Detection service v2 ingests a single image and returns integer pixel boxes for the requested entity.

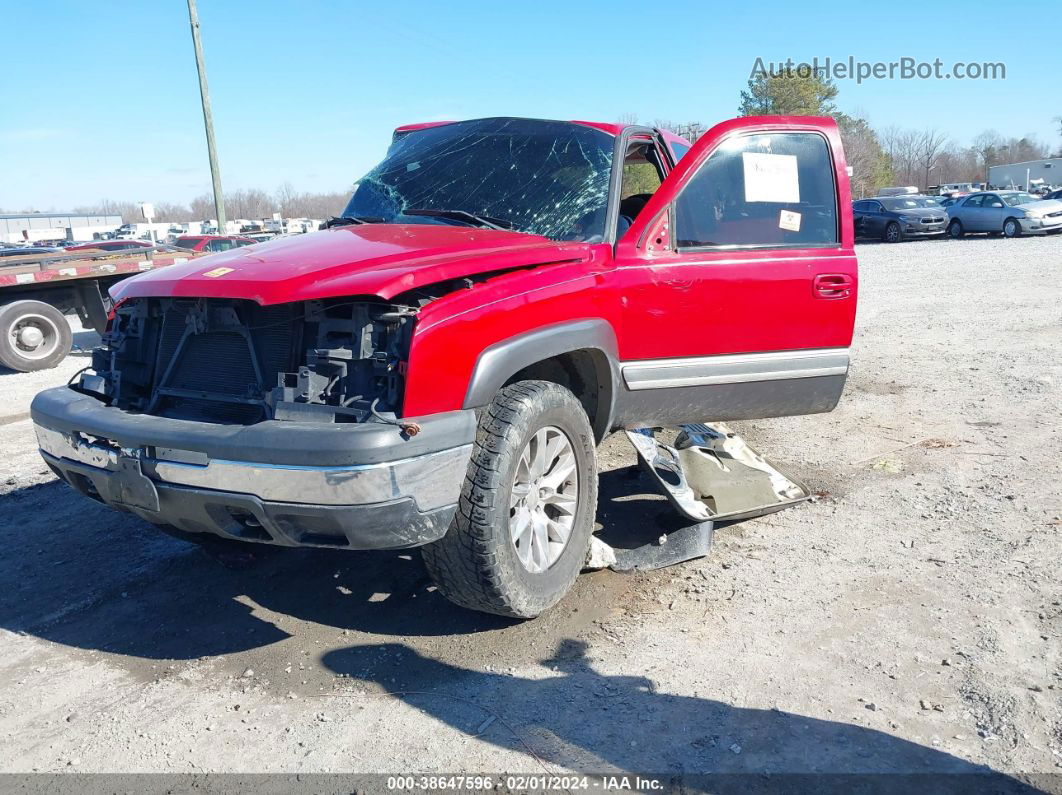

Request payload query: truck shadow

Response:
[0,467,667,660]
[319,639,1041,789]
[1,478,1045,788]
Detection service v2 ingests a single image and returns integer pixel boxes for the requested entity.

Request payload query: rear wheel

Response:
[0,300,72,372]
[884,222,903,243]
[1003,217,1022,238]
[947,219,964,239]
[421,380,597,618]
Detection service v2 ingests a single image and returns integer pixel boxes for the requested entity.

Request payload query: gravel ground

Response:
[0,236,1058,787]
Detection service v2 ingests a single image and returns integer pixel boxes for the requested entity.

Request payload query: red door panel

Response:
[613,116,858,363]
[613,247,856,360]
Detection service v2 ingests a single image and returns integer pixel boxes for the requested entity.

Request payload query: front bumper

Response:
[902,221,947,236]
[1019,214,1062,234]
[31,387,475,550]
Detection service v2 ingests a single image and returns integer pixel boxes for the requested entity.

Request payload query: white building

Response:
[987,158,1062,190]
[0,212,123,245]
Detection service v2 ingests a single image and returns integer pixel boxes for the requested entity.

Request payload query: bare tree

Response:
[879,127,920,186]
[935,147,981,185]
[72,199,141,223]
[970,130,1002,184]
[914,129,949,191]
[836,115,892,198]
[153,202,191,223]
[652,119,705,143]
[188,194,217,221]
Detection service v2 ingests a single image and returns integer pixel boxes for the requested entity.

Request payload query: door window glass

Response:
[674,132,838,248]
[669,141,690,162]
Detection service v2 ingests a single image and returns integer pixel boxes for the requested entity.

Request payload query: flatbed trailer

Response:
[0,247,202,372]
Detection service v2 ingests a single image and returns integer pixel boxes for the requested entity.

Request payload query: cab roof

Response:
[393,118,691,148]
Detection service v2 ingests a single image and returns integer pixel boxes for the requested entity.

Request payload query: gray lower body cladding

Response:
[613,348,849,428]
[612,374,846,427]
[32,387,476,550]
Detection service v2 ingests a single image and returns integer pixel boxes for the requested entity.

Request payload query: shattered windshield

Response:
[341,118,614,242]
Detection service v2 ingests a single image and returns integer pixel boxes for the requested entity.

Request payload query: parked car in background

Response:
[876,186,920,198]
[1045,188,1062,202]
[938,182,984,194]
[945,191,1062,238]
[938,196,961,208]
[239,232,279,244]
[65,240,153,253]
[853,195,948,242]
[173,234,258,252]
[0,247,60,257]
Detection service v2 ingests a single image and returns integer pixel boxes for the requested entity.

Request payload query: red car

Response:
[65,240,153,252]
[32,115,857,617]
[173,234,257,252]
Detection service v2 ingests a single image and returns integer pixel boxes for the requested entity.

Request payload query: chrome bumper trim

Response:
[35,424,472,512]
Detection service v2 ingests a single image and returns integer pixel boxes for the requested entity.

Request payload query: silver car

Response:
[946,191,1062,238]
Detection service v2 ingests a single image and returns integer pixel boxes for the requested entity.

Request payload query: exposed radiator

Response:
[151,301,298,424]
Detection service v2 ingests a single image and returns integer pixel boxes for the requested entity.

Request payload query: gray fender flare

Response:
[462,318,620,440]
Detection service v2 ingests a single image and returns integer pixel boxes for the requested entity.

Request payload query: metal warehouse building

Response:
[987,158,1062,190]
[0,212,123,245]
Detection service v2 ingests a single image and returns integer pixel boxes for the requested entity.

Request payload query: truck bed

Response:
[0,248,201,289]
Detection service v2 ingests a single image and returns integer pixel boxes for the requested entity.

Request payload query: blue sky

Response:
[2,0,1056,210]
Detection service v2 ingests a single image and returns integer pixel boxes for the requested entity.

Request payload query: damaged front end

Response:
[33,294,477,550]
[79,297,417,427]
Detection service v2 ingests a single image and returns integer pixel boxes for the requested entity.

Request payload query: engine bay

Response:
[83,297,416,425]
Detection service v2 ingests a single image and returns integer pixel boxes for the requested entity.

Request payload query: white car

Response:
[946,191,1062,238]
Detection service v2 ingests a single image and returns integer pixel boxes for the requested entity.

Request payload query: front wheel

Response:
[947,219,964,239]
[884,222,903,243]
[421,380,598,618]
[1003,217,1022,238]
[0,300,73,372]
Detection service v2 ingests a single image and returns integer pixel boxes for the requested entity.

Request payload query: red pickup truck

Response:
[31,115,857,617]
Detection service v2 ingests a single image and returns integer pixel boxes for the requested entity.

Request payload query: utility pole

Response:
[186,0,226,232]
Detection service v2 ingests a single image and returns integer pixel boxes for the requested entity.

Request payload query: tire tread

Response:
[421,381,595,618]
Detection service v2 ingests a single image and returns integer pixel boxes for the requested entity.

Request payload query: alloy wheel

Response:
[509,426,579,573]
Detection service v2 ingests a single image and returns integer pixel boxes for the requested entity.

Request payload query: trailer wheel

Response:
[0,300,73,372]
[421,380,598,618]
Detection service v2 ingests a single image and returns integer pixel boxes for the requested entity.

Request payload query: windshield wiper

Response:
[324,215,384,228]
[402,208,514,231]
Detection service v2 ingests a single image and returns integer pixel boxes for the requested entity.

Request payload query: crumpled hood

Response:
[111,224,591,305]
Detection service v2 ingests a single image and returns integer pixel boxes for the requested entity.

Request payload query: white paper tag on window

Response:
[779,209,802,232]
[743,152,800,203]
